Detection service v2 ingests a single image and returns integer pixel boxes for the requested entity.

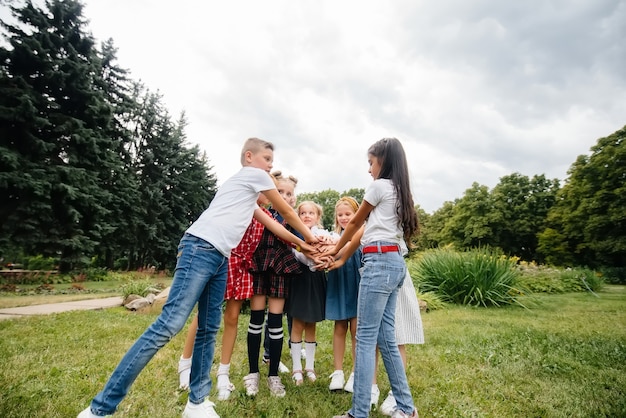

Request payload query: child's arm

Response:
[328,200,373,256]
[262,189,318,244]
[253,208,315,255]
[324,225,365,271]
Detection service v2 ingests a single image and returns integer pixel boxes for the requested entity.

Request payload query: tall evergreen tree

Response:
[0,0,115,271]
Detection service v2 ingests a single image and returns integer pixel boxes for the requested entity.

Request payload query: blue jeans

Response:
[90,234,228,415]
[349,243,415,418]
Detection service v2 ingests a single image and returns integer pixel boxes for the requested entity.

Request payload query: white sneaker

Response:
[178,357,192,390]
[371,384,380,410]
[278,361,290,373]
[391,409,418,418]
[267,375,286,397]
[328,370,345,391]
[343,372,354,392]
[381,390,397,416]
[77,407,111,418]
[182,400,220,418]
[263,357,290,373]
[243,372,260,396]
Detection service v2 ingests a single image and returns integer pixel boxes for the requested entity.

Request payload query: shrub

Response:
[559,268,603,292]
[516,262,565,293]
[598,267,626,285]
[25,255,57,270]
[516,262,604,294]
[412,247,523,307]
[82,267,109,282]
[119,278,165,299]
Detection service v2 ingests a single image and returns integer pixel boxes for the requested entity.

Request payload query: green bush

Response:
[119,278,165,299]
[559,267,603,292]
[25,255,57,270]
[412,247,523,307]
[82,267,109,282]
[598,267,626,285]
[516,262,565,293]
[406,258,446,311]
[516,262,604,294]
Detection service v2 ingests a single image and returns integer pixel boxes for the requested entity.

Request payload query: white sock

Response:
[178,356,192,389]
[291,341,302,372]
[179,356,192,368]
[305,341,316,370]
[217,363,230,386]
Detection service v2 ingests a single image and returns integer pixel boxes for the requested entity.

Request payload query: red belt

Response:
[362,244,400,254]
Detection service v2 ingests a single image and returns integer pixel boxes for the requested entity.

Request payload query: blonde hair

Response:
[334,196,359,234]
[240,137,274,165]
[297,200,323,228]
[271,170,298,188]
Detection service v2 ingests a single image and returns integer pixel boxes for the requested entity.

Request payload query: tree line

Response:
[1,0,216,271]
[414,126,625,270]
[1,1,624,274]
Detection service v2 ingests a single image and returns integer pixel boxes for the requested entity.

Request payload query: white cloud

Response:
[4,0,624,213]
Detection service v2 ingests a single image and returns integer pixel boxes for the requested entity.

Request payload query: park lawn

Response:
[0,286,624,417]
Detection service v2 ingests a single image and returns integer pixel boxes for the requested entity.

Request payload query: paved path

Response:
[0,296,124,320]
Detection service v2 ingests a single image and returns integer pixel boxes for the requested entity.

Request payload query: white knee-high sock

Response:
[305,341,316,370]
[291,341,302,372]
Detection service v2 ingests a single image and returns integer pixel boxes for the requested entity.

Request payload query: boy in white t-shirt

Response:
[78,138,320,418]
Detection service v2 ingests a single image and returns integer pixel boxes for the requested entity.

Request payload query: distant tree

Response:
[419,200,456,249]
[538,126,626,267]
[490,173,559,261]
[440,182,495,249]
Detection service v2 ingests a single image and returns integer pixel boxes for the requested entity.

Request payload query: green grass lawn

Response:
[0,286,624,417]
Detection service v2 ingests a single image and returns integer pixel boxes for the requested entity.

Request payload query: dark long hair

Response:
[368,138,419,244]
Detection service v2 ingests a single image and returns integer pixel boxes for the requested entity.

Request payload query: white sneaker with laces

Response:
[182,400,220,418]
[243,372,260,396]
[371,384,380,410]
[77,407,111,418]
[328,370,345,391]
[343,372,354,392]
[381,390,397,416]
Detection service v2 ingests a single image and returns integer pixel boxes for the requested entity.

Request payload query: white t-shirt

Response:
[186,167,275,257]
[361,179,404,247]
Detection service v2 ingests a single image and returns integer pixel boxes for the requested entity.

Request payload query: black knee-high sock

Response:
[247,309,264,374]
[267,312,284,376]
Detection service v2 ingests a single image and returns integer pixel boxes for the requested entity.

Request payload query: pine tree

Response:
[0,0,115,271]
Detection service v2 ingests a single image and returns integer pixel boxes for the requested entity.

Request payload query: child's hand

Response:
[325,256,347,271]
[313,255,335,270]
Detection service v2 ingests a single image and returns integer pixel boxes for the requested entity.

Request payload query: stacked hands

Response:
[299,236,342,272]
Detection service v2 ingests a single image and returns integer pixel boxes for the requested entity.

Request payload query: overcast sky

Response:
[7,1,626,213]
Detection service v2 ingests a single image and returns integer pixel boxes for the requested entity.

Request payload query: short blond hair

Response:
[240,137,274,165]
